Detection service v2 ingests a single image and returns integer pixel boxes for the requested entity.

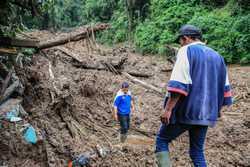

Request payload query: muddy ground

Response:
[0,31,249,167]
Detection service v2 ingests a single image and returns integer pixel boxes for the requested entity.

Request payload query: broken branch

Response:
[122,72,164,96]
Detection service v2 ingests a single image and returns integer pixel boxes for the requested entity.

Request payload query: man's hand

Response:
[131,107,135,114]
[114,114,118,121]
[160,92,182,124]
[160,110,172,124]
[131,101,135,115]
[113,107,118,121]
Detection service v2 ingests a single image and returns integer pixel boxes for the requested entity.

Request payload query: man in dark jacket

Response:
[155,25,233,167]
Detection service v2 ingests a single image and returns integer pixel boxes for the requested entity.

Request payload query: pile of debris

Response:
[0,59,41,166]
[0,24,167,167]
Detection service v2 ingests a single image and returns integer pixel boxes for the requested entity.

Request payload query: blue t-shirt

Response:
[113,90,132,115]
[167,41,233,127]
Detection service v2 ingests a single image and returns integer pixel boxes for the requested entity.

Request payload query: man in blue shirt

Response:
[155,25,233,167]
[113,82,135,143]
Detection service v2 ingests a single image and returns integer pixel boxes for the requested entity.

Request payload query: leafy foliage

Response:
[85,0,117,22]
[233,14,250,64]
[134,3,203,54]
[133,0,250,63]
[0,1,25,37]
[97,9,129,45]
[188,11,250,63]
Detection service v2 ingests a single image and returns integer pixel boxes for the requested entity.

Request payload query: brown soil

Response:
[0,31,249,167]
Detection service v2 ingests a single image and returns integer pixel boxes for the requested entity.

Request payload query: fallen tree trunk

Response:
[122,72,164,96]
[0,37,39,48]
[38,23,109,50]
[0,24,109,49]
[37,24,108,49]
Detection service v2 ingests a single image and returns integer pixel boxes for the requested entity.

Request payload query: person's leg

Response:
[123,115,130,142]
[127,115,130,130]
[118,115,127,134]
[189,126,208,167]
[118,115,129,142]
[155,124,189,167]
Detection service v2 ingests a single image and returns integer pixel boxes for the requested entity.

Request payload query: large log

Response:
[38,24,109,49]
[0,37,39,48]
[0,24,109,49]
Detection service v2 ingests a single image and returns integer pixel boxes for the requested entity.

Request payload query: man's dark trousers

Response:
[156,124,208,167]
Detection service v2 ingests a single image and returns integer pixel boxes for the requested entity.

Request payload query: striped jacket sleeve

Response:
[167,46,192,96]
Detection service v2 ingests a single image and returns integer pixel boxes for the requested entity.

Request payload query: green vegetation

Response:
[0,0,249,63]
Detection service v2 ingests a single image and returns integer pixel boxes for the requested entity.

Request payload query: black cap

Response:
[121,82,129,88]
[176,24,202,42]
